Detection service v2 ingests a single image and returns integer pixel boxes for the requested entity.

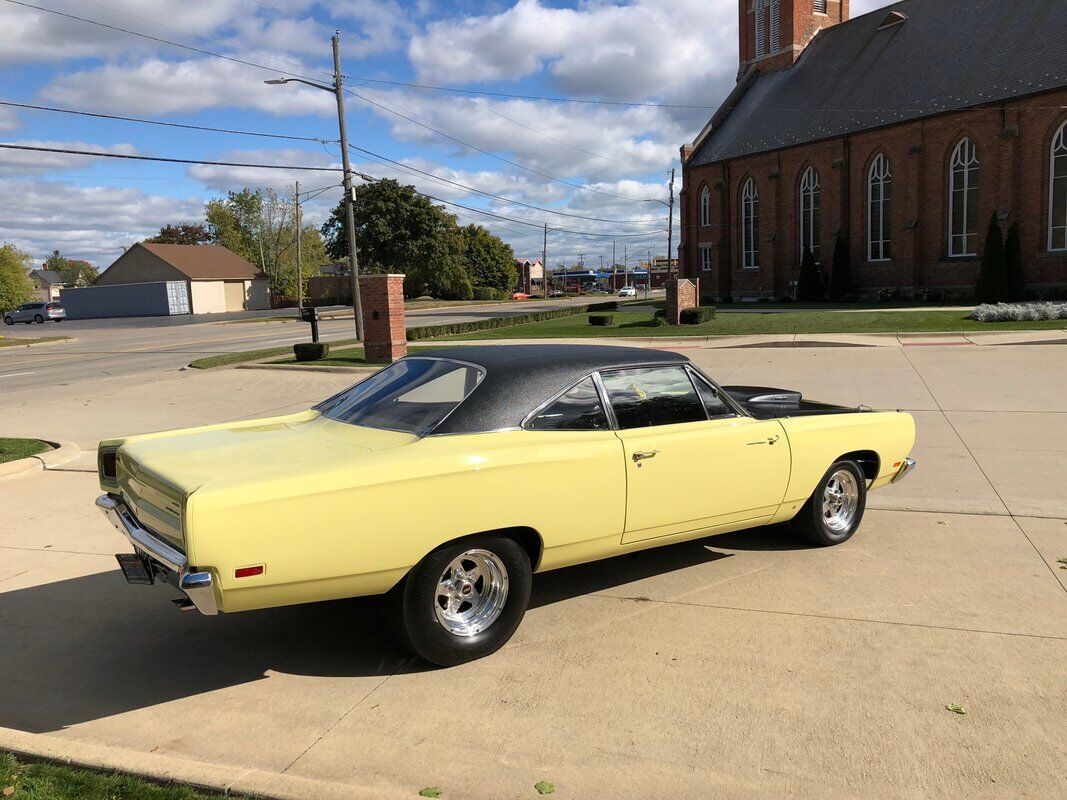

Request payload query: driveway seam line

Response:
[280,657,413,775]
[571,591,1067,641]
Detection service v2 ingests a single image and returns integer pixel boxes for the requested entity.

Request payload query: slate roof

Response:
[138,243,264,281]
[689,0,1067,167]
[29,269,64,286]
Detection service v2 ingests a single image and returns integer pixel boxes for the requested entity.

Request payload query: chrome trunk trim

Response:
[96,494,218,615]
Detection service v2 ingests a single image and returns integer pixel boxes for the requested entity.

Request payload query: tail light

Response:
[101,450,117,479]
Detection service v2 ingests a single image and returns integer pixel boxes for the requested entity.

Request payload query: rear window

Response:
[318,358,484,435]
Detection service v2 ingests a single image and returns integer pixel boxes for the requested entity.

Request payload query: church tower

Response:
[738,0,850,76]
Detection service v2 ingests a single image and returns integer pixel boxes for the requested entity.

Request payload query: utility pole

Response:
[295,180,302,310]
[612,240,617,291]
[667,167,676,280]
[542,223,548,298]
[331,32,364,340]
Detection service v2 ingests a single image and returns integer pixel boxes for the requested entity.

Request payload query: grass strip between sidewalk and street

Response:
[0,752,247,800]
[438,309,1067,339]
[0,336,70,348]
[0,438,52,464]
[188,339,359,369]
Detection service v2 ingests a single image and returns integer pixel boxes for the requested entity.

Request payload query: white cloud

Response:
[0,177,203,265]
[0,107,18,132]
[40,56,337,117]
[0,140,139,175]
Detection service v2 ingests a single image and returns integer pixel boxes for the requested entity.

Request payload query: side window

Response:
[600,366,707,429]
[526,377,608,431]
[689,371,734,418]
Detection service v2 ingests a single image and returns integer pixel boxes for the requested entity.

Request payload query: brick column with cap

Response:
[665,278,698,325]
[358,273,407,363]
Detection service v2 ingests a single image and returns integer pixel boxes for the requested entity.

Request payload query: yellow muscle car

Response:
[96,344,915,666]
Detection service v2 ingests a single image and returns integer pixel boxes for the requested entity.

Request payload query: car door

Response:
[598,365,791,544]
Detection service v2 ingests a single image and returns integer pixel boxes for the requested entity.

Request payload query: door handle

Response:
[632,450,660,463]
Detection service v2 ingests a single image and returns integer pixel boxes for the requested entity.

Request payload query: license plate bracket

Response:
[116,552,154,585]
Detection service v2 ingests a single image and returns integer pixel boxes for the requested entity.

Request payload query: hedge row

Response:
[472,286,512,301]
[407,301,617,340]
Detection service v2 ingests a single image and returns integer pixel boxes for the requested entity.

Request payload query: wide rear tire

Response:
[792,460,867,546]
[390,535,532,667]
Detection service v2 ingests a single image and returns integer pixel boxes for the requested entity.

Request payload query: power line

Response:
[345,87,650,203]
[0,143,341,171]
[347,76,718,110]
[347,144,664,225]
[0,100,337,144]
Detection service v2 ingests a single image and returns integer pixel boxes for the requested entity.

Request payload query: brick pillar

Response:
[358,273,407,363]
[665,278,698,325]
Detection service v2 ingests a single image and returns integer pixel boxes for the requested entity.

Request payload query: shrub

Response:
[827,232,854,302]
[293,342,330,361]
[679,306,716,325]
[408,301,609,340]
[1004,222,1026,302]
[650,315,669,327]
[588,315,614,326]
[588,301,618,312]
[653,308,667,319]
[796,248,824,302]
[472,286,512,301]
[976,213,1007,303]
[969,301,1067,322]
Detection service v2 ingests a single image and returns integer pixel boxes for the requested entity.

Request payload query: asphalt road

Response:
[0,295,636,394]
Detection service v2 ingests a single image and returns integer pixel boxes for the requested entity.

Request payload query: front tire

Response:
[792,460,867,546]
[2,316,12,325]
[392,536,532,667]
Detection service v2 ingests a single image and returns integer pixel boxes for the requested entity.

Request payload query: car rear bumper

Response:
[891,457,917,484]
[96,493,218,615]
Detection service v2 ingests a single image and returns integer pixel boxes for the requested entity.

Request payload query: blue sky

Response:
[0,0,893,269]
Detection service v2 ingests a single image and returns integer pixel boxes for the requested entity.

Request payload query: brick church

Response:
[679,0,1067,302]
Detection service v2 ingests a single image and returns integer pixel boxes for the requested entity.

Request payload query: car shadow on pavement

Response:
[0,524,807,733]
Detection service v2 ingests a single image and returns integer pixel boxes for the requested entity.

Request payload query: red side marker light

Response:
[235,565,264,579]
[892,461,902,468]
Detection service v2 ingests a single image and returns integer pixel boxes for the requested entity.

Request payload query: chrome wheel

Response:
[822,469,860,533]
[434,549,509,637]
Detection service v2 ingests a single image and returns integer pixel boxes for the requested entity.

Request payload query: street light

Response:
[264,33,363,340]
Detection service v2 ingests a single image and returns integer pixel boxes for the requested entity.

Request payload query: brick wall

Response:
[681,88,1067,301]
[358,273,407,363]
[665,278,699,325]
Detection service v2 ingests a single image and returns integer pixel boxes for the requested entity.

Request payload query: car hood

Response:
[118,412,416,495]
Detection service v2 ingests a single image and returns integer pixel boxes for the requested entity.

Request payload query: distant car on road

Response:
[587,289,610,295]
[548,290,567,298]
[3,302,66,325]
[618,286,638,298]
[511,292,529,300]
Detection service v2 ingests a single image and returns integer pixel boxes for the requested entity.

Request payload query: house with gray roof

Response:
[679,0,1067,302]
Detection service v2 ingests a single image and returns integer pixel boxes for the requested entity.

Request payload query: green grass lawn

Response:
[440,309,1067,339]
[188,339,361,368]
[0,336,69,348]
[270,344,449,366]
[0,752,244,800]
[0,438,52,464]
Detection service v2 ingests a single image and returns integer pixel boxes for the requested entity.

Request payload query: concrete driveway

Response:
[1,342,1065,799]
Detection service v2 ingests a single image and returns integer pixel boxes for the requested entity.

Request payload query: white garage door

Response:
[223,281,246,311]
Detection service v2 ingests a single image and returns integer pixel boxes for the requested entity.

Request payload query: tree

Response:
[321,179,460,297]
[827,232,854,302]
[147,223,211,245]
[0,243,35,310]
[1003,221,1026,302]
[44,250,96,286]
[425,226,473,300]
[462,224,515,291]
[976,213,1006,303]
[796,248,824,302]
[205,189,263,265]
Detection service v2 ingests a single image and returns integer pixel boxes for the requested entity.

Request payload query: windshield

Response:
[317,358,484,435]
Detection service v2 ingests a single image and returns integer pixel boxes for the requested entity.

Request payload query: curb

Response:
[0,440,81,480]
[0,726,405,800]
[235,363,374,375]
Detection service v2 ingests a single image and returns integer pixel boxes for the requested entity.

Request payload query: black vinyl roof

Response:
[414,345,689,434]
[689,0,1067,166]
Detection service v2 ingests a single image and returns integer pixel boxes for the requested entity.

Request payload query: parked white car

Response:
[3,302,67,324]
[618,286,638,298]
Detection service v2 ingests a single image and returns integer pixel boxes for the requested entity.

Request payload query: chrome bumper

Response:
[891,457,917,484]
[96,494,218,615]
